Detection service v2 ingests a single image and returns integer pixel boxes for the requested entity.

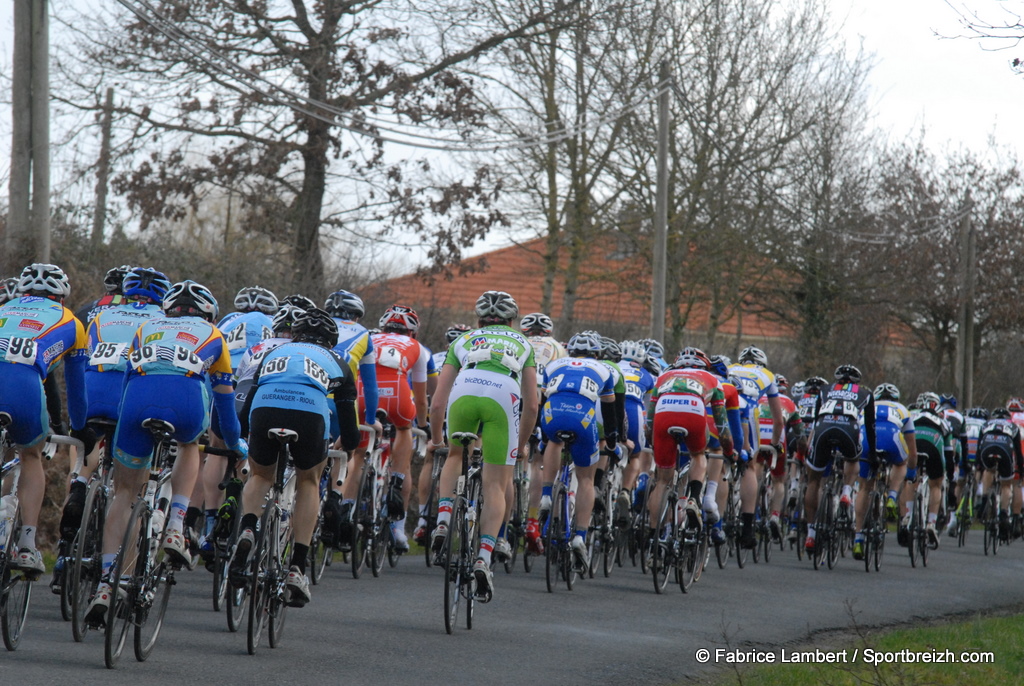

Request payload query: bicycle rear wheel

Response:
[226,582,246,633]
[72,482,106,643]
[1,551,32,651]
[246,513,273,654]
[105,499,146,668]
[350,471,373,579]
[544,496,560,593]
[443,500,465,635]
[651,500,671,594]
[268,517,290,649]
[57,540,72,622]
[917,494,929,568]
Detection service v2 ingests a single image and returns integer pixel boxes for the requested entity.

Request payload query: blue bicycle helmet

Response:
[122,267,172,304]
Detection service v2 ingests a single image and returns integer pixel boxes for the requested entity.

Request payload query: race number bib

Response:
[262,355,289,377]
[90,342,127,367]
[377,344,403,370]
[303,357,330,389]
[225,324,247,351]
[4,337,36,365]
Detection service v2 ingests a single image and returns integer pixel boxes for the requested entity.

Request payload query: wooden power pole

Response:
[650,61,670,343]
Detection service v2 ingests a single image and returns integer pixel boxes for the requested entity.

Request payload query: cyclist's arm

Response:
[330,359,361,452]
[63,320,90,432]
[429,363,458,445]
[359,359,378,425]
[412,379,428,429]
[863,395,876,457]
[767,393,785,445]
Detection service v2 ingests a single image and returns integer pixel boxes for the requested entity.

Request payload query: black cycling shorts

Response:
[248,406,327,471]
[915,440,945,481]
[807,417,860,473]
[978,437,1014,480]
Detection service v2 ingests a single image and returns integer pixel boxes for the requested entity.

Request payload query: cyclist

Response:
[803,364,875,555]
[786,375,826,541]
[1006,398,1024,536]
[704,354,744,545]
[906,392,953,549]
[639,338,668,372]
[649,347,732,546]
[74,264,132,324]
[728,346,785,549]
[535,332,619,572]
[852,383,915,560]
[57,268,171,555]
[230,308,361,606]
[427,291,539,601]
[755,373,800,540]
[615,340,656,525]
[85,280,246,625]
[948,407,989,536]
[976,407,1023,539]
[369,304,431,551]
[939,394,966,517]
[519,313,566,555]
[0,263,93,574]
[323,289,379,536]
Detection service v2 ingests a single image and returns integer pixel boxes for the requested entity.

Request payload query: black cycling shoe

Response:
[229,529,254,588]
[387,475,406,521]
[59,481,88,540]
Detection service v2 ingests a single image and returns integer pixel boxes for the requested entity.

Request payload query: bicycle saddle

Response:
[268,428,299,444]
[142,418,176,437]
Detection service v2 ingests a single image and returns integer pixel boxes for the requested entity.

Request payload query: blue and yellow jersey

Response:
[126,316,234,386]
[0,296,88,377]
[727,362,779,402]
[87,301,163,373]
[542,357,615,404]
[219,311,274,370]
[621,362,655,406]
[333,318,375,377]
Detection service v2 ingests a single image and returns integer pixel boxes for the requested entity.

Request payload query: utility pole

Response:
[650,61,670,343]
[954,196,974,405]
[91,88,115,247]
[8,0,51,266]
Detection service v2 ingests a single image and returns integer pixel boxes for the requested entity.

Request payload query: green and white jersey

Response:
[444,325,535,378]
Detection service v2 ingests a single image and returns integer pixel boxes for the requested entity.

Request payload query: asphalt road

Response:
[5,529,1023,685]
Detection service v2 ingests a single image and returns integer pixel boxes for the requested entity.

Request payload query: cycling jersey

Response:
[443,325,536,465]
[757,394,798,476]
[75,294,128,325]
[0,296,89,445]
[114,316,237,468]
[85,301,163,420]
[540,356,616,467]
[620,361,655,454]
[527,335,567,383]
[244,341,360,470]
[333,317,378,425]
[708,372,742,456]
[371,331,429,428]
[218,311,275,370]
[651,368,726,469]
[727,363,780,402]
[233,336,290,414]
[807,382,875,472]
[910,409,953,480]
[978,418,1023,480]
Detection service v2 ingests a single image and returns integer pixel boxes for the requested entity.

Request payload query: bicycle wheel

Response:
[350,471,372,580]
[827,498,841,570]
[370,499,388,577]
[105,499,146,668]
[310,528,331,584]
[908,492,920,568]
[873,512,885,573]
[813,488,830,570]
[762,521,773,563]
[246,512,273,654]
[679,534,698,593]
[465,477,482,630]
[58,540,72,622]
[72,482,106,643]
[651,499,671,594]
[917,494,929,568]
[443,499,465,635]
[268,516,290,649]
[544,492,560,593]
[558,490,577,591]
[957,493,970,548]
[226,582,246,633]
[1,536,32,652]
[733,518,747,569]
[133,512,173,662]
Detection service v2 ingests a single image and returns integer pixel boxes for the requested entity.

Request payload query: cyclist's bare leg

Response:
[14,442,45,530]
[201,433,228,512]
[101,464,149,557]
[804,471,822,526]
[928,477,943,517]
[480,463,513,542]
[573,464,597,539]
[646,466,673,527]
[292,461,326,546]
[436,443,465,518]
[740,460,759,515]
[240,460,275,518]
[340,447,367,501]
[854,477,873,530]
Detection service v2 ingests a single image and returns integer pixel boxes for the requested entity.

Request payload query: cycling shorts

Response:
[978,436,1014,480]
[915,439,945,481]
[624,400,647,455]
[652,394,708,469]
[374,371,417,429]
[85,369,122,423]
[541,394,601,468]
[447,369,522,466]
[858,426,908,479]
[0,363,47,447]
[114,374,211,469]
[248,406,327,471]
[806,417,860,474]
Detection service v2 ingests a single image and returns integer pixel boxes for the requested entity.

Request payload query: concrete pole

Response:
[8,0,33,268]
[650,61,670,343]
[30,0,50,262]
[963,209,976,407]
[954,196,973,401]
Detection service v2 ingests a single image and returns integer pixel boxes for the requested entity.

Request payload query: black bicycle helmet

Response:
[163,280,219,321]
[324,290,365,320]
[292,308,340,348]
[103,264,133,294]
[834,364,861,383]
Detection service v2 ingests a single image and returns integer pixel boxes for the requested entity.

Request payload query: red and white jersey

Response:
[371,332,429,383]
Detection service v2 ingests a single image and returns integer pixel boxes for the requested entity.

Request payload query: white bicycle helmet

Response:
[379,304,420,334]
[324,290,365,319]
[17,263,70,298]
[619,340,647,364]
[234,286,279,315]
[163,280,219,321]
[566,332,601,357]
[739,346,768,367]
